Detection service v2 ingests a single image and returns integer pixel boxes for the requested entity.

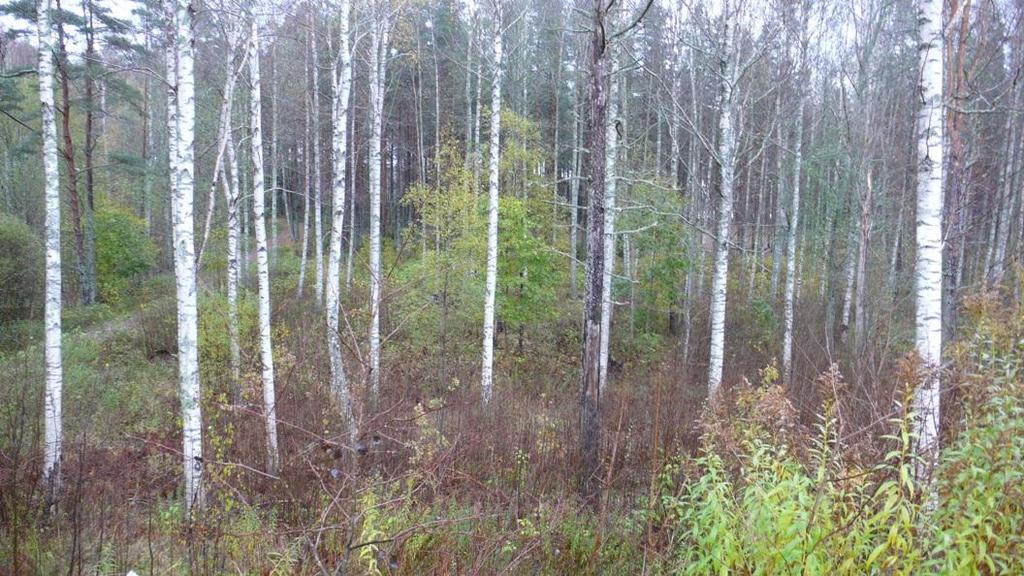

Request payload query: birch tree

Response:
[166,0,204,514]
[298,15,312,296]
[480,3,503,405]
[598,53,619,394]
[38,0,64,504]
[912,0,944,481]
[326,0,358,445]
[782,6,808,388]
[368,8,392,400]
[249,16,280,476]
[706,1,738,397]
[312,9,324,303]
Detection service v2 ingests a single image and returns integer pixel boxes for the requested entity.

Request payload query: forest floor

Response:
[1,258,1023,574]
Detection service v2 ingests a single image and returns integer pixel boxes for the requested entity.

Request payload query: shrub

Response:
[0,212,44,322]
[95,202,156,303]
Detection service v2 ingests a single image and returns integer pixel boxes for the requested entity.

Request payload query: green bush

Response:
[95,202,156,303]
[0,212,44,322]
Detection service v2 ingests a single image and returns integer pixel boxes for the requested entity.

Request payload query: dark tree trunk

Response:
[579,0,609,504]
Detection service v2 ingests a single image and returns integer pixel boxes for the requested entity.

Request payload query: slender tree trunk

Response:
[990,77,1020,284]
[249,18,280,476]
[473,45,484,191]
[313,13,324,304]
[769,90,786,302]
[270,42,279,264]
[346,96,356,292]
[225,124,241,398]
[598,57,619,394]
[80,0,98,304]
[580,0,610,501]
[54,4,88,306]
[681,40,702,370]
[854,170,874,353]
[480,8,504,404]
[782,59,805,387]
[143,70,154,233]
[569,66,581,300]
[551,30,563,244]
[431,23,441,186]
[38,0,64,506]
[197,32,242,270]
[706,7,737,397]
[749,135,769,297]
[913,0,944,482]
[368,19,390,400]
[464,14,475,164]
[327,0,358,445]
[298,20,312,296]
[167,0,204,515]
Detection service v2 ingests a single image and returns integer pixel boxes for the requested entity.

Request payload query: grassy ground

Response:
[1,258,1022,574]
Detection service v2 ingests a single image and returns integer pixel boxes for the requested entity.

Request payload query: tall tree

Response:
[54,0,94,305]
[249,16,280,476]
[368,6,392,400]
[326,0,358,445]
[166,0,203,514]
[480,2,503,405]
[312,9,324,303]
[782,4,808,388]
[579,0,611,501]
[598,51,619,394]
[707,0,739,397]
[38,0,64,506]
[912,0,944,481]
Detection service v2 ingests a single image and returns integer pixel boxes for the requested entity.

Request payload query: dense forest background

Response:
[1,0,1023,573]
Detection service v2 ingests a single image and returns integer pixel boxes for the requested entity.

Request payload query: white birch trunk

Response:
[168,0,203,514]
[854,171,874,353]
[297,18,312,296]
[990,72,1020,284]
[327,0,358,445]
[840,218,857,342]
[346,93,356,292]
[197,31,243,270]
[769,90,786,301]
[707,10,737,397]
[270,42,279,263]
[598,60,619,394]
[480,9,503,405]
[782,99,804,387]
[249,18,280,476]
[225,128,241,391]
[368,21,390,399]
[782,12,809,385]
[312,14,324,304]
[912,0,944,481]
[569,78,581,300]
[38,0,64,502]
[223,36,246,394]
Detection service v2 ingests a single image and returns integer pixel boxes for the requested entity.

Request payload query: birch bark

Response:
[168,0,204,514]
[249,18,280,475]
[312,13,324,304]
[481,6,503,404]
[38,0,64,503]
[913,0,944,481]
[782,33,806,387]
[598,57,619,394]
[706,6,738,397]
[326,0,358,445]
[368,17,391,400]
